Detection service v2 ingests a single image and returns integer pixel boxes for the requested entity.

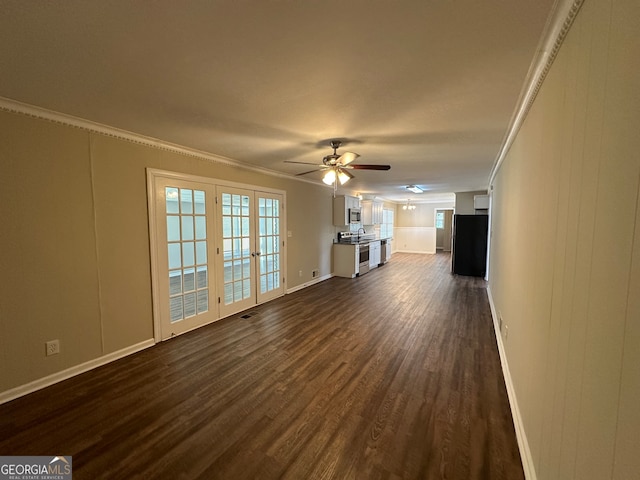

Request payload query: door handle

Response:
[256,251,261,256]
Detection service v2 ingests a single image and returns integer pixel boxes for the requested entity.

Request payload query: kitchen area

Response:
[332,195,393,278]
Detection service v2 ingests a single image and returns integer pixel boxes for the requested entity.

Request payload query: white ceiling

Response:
[0,0,556,202]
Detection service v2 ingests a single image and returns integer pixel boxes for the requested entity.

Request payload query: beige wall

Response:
[488,0,639,478]
[454,190,487,214]
[395,201,455,227]
[0,110,334,393]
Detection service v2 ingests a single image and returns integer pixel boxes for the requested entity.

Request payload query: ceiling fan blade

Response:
[284,160,324,166]
[337,167,354,179]
[348,164,391,170]
[337,151,360,165]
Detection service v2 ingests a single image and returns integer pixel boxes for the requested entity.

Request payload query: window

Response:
[380,208,394,238]
[435,211,445,229]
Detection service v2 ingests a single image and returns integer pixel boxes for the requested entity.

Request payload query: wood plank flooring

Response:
[0,253,524,479]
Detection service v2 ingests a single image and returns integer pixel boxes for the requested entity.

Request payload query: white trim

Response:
[485,189,492,281]
[146,168,288,195]
[486,286,537,480]
[146,169,163,343]
[0,339,155,405]
[286,273,333,294]
[489,0,585,186]
[0,96,325,189]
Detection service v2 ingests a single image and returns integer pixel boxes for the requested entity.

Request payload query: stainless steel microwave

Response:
[349,208,361,223]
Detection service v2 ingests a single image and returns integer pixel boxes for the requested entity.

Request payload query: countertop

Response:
[334,236,392,245]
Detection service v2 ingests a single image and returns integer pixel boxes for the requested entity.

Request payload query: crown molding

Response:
[0,96,324,187]
[489,0,585,186]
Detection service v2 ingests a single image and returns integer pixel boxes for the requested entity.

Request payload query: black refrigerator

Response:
[452,214,489,277]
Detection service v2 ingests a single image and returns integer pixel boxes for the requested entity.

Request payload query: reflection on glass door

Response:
[256,193,284,303]
[218,187,256,317]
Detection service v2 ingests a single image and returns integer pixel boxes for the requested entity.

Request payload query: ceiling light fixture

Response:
[337,170,350,185]
[406,185,423,194]
[402,199,417,210]
[322,166,351,196]
[322,169,336,185]
[322,167,351,186]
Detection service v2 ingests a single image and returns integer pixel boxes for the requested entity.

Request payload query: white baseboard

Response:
[486,286,537,480]
[286,273,333,294]
[0,339,155,405]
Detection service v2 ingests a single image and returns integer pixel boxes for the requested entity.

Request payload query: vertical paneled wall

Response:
[488,0,640,478]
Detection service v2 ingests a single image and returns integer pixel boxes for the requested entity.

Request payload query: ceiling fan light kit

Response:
[337,170,351,185]
[284,140,391,195]
[322,169,336,185]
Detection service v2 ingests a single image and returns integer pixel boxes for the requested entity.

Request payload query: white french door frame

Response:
[147,168,287,343]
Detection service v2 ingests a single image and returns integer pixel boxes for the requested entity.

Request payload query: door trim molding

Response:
[146,168,286,195]
[147,169,162,342]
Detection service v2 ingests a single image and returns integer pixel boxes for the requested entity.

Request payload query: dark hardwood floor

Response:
[0,253,523,479]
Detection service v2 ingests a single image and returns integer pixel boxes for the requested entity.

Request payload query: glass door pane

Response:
[166,187,210,322]
[256,192,284,304]
[217,187,256,317]
[153,176,216,340]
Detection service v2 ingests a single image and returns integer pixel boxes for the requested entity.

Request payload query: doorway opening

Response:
[435,208,454,253]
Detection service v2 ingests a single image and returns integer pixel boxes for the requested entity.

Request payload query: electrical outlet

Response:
[299,270,302,277]
[504,325,509,340]
[46,339,60,356]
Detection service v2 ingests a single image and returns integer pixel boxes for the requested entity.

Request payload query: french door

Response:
[255,192,284,304]
[148,169,286,340]
[152,176,217,340]
[216,187,284,318]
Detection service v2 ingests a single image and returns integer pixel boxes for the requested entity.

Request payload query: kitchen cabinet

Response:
[361,199,383,225]
[333,195,361,226]
[369,240,381,269]
[333,243,359,278]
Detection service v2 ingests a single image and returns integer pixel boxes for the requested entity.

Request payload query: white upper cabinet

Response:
[362,199,383,225]
[333,195,360,226]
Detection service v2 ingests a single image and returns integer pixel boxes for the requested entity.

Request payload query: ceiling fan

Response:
[284,140,391,192]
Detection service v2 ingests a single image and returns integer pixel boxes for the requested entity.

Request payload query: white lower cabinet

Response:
[333,244,358,278]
